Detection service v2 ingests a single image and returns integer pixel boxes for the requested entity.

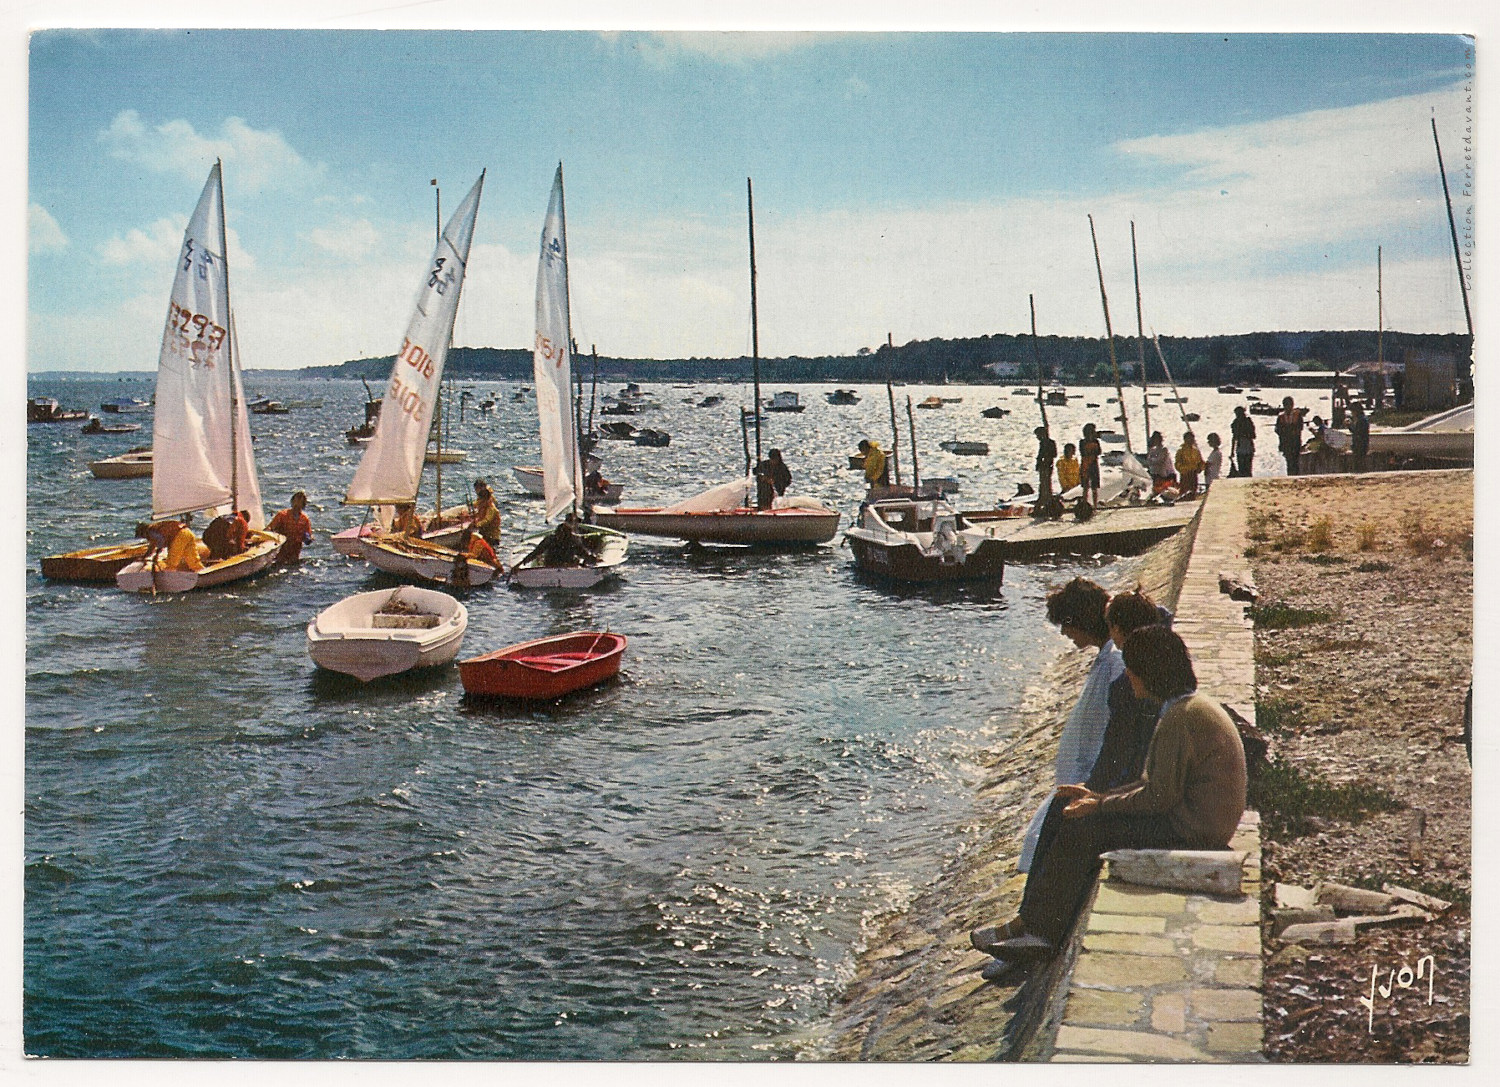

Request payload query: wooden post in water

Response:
[906,395,921,492]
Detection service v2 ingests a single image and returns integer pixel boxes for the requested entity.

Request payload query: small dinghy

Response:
[509,523,629,589]
[89,448,153,479]
[459,631,626,700]
[307,585,468,682]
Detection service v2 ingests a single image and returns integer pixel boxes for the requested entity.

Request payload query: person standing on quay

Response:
[1203,433,1223,489]
[1229,406,1256,477]
[1175,431,1204,498]
[1034,427,1058,516]
[1275,397,1307,476]
[1350,402,1370,473]
[1079,425,1103,509]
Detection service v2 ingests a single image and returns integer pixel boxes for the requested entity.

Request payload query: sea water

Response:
[24,378,1314,1058]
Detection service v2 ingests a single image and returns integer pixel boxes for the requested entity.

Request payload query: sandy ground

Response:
[1247,470,1472,1063]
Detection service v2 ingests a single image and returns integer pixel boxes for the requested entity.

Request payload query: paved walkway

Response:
[1047,481,1265,1062]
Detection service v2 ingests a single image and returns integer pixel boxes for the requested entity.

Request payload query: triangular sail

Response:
[151,163,263,526]
[533,164,581,522]
[346,172,485,505]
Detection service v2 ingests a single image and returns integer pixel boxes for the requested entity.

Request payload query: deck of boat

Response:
[962,501,1200,561]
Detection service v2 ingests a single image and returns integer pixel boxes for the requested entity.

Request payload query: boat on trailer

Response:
[459,631,626,700]
[844,496,1006,582]
[307,585,468,681]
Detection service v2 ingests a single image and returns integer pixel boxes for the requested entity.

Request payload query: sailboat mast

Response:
[216,160,239,515]
[1131,222,1151,438]
[1029,295,1049,434]
[1088,215,1133,455]
[433,179,444,520]
[558,163,584,516]
[886,332,901,485]
[747,177,762,471]
[1377,245,1384,367]
[588,346,600,436]
[1431,115,1474,341]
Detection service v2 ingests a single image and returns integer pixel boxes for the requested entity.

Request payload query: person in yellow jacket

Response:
[161,523,205,572]
[858,439,889,487]
[1174,431,1205,498]
[1056,442,1081,492]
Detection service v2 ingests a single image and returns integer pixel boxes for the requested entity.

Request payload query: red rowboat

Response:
[458,631,626,700]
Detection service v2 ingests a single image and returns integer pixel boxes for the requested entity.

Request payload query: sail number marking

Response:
[167,301,227,369]
[536,333,567,369]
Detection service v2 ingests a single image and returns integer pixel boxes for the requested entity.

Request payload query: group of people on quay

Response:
[1029,391,1382,510]
[969,577,1248,985]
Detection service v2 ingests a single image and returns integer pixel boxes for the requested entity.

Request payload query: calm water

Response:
[24,377,1319,1059]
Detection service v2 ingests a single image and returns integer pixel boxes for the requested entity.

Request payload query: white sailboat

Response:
[115,162,284,593]
[345,172,497,587]
[509,164,629,589]
[593,178,840,545]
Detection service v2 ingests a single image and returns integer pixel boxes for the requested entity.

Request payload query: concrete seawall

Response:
[826,507,1202,1060]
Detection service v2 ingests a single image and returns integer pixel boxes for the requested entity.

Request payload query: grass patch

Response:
[1248,602,1333,629]
[1256,649,1297,668]
[1305,517,1335,551]
[1271,526,1307,553]
[1251,761,1406,840]
[1401,512,1452,556]
[1256,698,1303,735]
[1300,553,1347,566]
[1356,522,1380,551]
[1247,510,1282,542]
[1356,559,1393,573]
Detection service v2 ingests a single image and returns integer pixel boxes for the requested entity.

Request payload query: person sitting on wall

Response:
[974,627,1246,985]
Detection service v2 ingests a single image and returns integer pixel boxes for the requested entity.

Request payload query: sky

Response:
[22,22,1478,372]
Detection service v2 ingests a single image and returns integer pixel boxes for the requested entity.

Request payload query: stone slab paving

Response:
[1047,483,1265,1063]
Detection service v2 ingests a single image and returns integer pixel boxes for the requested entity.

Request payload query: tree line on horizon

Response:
[302,329,1471,386]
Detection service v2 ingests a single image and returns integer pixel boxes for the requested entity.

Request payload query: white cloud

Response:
[29,204,68,253]
[99,109,326,191]
[602,31,817,68]
[309,218,381,261]
[97,216,256,273]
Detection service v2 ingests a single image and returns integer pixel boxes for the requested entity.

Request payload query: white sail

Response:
[151,163,263,527]
[533,164,581,522]
[346,172,485,506]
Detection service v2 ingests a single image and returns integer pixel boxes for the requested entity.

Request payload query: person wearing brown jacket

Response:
[978,626,1246,980]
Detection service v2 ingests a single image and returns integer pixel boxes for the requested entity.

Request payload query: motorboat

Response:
[844,496,1006,582]
[939,440,989,456]
[307,585,468,682]
[81,416,141,434]
[508,523,630,589]
[249,397,289,415]
[1365,404,1474,462]
[980,406,1009,418]
[89,448,153,479]
[827,389,860,405]
[28,397,89,423]
[101,397,151,414]
[916,396,943,409]
[424,444,468,464]
[765,390,805,413]
[633,428,670,447]
[459,631,626,700]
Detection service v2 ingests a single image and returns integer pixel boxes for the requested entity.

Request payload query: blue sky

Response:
[25,27,1476,370]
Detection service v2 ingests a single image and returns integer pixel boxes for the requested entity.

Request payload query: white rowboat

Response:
[307,585,468,681]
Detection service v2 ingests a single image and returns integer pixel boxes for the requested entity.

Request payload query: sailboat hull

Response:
[592,506,840,544]
[357,534,497,586]
[509,526,630,588]
[115,532,283,593]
